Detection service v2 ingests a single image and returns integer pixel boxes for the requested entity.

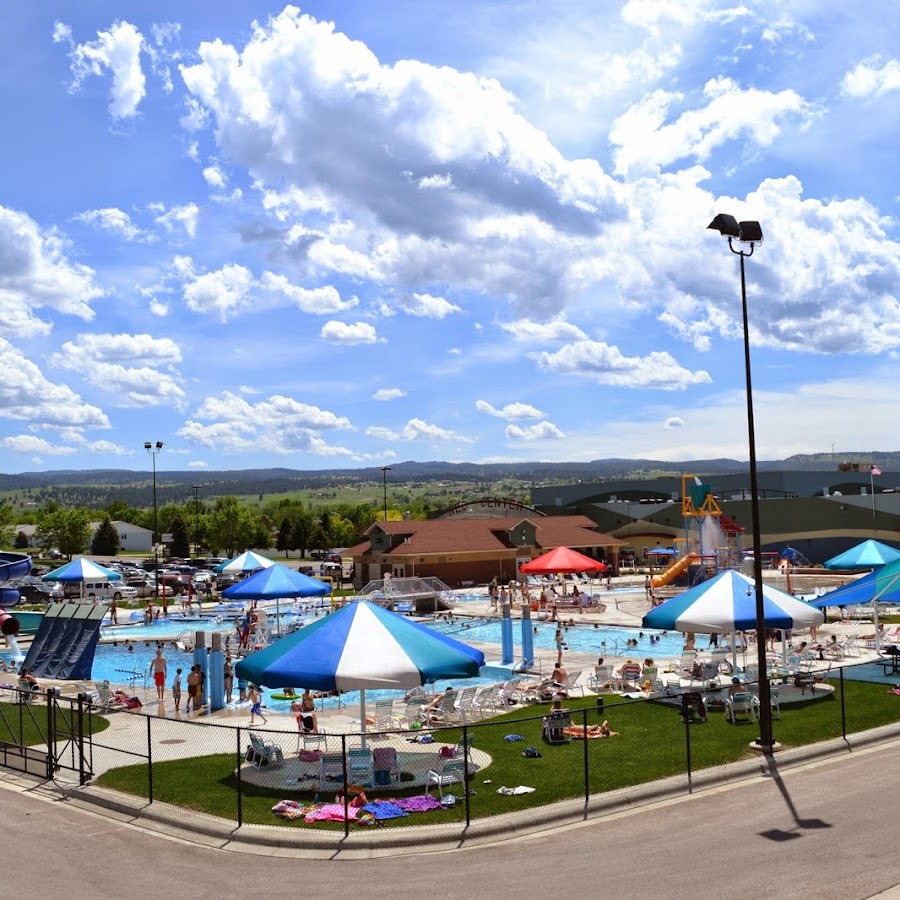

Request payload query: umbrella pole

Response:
[874,601,880,655]
[359,688,367,751]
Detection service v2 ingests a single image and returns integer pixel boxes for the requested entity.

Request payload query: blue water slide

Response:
[0,587,21,608]
[0,552,32,582]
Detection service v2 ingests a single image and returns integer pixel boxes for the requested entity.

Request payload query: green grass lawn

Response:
[93,679,900,829]
[0,699,110,747]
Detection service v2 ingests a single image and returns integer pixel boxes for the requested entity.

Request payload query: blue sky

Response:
[2,1,900,474]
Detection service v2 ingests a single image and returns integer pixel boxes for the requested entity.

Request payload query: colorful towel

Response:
[304,803,359,823]
[361,801,409,820]
[394,794,443,812]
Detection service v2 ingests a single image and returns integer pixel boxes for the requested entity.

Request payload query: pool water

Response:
[429,618,690,659]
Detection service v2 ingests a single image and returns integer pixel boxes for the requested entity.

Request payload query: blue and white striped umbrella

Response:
[642,569,823,633]
[214,550,275,574]
[42,558,122,583]
[235,600,484,692]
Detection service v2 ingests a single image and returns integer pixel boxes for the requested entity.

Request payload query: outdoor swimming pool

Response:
[429,617,691,659]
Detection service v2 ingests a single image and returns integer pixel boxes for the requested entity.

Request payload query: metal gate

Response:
[0,687,93,784]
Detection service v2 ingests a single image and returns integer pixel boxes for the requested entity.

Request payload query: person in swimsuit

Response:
[290,688,319,733]
[150,648,168,701]
[172,668,182,712]
[248,684,267,726]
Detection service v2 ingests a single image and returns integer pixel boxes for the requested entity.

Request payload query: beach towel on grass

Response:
[304,803,359,823]
[497,785,536,795]
[361,801,409,820]
[395,794,443,812]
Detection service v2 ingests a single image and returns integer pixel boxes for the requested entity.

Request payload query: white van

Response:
[64,581,138,602]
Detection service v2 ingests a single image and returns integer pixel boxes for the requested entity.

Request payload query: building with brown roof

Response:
[346,499,624,588]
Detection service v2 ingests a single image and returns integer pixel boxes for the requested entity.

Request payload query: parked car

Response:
[125,576,156,599]
[63,581,138,602]
[10,578,63,603]
[215,573,239,589]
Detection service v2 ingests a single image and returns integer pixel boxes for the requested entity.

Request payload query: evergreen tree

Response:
[169,514,190,559]
[91,517,121,556]
[276,517,293,556]
[14,530,29,549]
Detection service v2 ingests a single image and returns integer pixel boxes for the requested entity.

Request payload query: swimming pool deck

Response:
[23,570,886,752]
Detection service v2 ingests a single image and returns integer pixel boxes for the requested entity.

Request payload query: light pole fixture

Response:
[707,213,774,754]
[192,484,202,558]
[379,466,392,522]
[145,441,164,600]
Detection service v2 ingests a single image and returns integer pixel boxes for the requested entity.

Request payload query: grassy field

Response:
[93,679,900,828]
[0,698,110,747]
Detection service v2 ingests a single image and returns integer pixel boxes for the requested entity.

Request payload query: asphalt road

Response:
[3,743,900,900]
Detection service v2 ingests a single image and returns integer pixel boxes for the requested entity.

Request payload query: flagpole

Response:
[871,467,878,536]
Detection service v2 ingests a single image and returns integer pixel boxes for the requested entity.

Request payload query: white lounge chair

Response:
[347,748,374,787]
[425,758,467,800]
[725,691,757,724]
[425,689,460,726]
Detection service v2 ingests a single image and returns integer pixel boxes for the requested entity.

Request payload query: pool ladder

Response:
[115,667,149,691]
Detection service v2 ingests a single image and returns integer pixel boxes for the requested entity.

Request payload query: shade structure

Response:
[810,560,900,609]
[235,600,484,691]
[809,558,900,654]
[235,600,485,739]
[222,563,330,601]
[642,569,823,634]
[214,550,276,574]
[520,547,606,574]
[221,564,330,636]
[646,548,677,556]
[824,539,900,570]
[42,558,122,583]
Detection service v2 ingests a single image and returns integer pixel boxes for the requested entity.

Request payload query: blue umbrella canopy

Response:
[235,600,484,692]
[215,551,275,574]
[221,563,329,601]
[824,539,900,570]
[809,558,900,609]
[642,569,823,633]
[42,558,122,583]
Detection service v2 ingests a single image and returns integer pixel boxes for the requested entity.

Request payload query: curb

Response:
[50,719,900,858]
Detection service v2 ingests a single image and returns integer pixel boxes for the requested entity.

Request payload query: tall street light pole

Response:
[707,214,774,755]
[145,441,164,601]
[192,484,202,558]
[379,466,391,522]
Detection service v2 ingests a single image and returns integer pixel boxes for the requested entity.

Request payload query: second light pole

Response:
[707,213,773,754]
[145,441,164,599]
[379,466,391,522]
[192,483,202,557]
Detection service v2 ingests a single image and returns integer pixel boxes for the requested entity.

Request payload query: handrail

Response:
[115,666,149,691]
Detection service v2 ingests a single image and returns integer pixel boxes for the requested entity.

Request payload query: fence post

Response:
[463,722,471,826]
[839,665,846,739]
[342,734,350,839]
[45,688,57,780]
[582,707,589,806]
[684,703,692,792]
[147,714,153,803]
[76,693,86,786]
[236,725,243,827]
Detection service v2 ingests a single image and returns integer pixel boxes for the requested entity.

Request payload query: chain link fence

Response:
[4,659,900,837]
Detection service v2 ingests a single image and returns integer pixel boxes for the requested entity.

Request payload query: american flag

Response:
[871,465,882,476]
